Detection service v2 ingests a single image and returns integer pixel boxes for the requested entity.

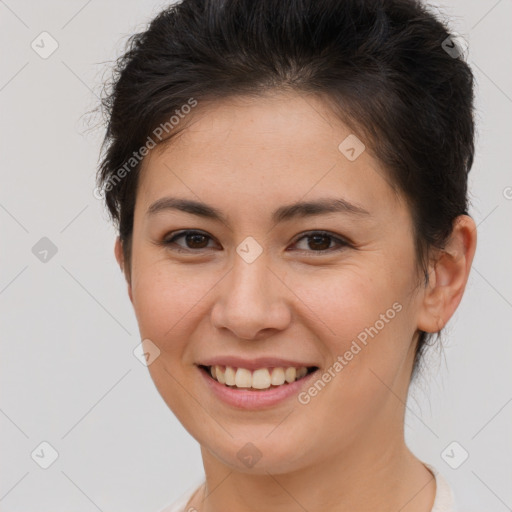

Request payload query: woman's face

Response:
[118,91,429,474]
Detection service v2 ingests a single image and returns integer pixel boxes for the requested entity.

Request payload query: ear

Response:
[114,236,133,304]
[417,215,477,333]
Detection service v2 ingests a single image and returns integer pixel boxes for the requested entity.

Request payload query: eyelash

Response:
[159,230,351,255]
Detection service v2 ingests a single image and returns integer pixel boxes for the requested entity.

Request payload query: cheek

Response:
[291,265,413,393]
[326,276,413,397]
[130,260,217,352]
[130,262,214,415]
[291,265,404,345]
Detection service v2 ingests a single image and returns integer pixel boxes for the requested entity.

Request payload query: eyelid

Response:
[162,229,218,252]
[159,229,352,254]
[290,230,351,253]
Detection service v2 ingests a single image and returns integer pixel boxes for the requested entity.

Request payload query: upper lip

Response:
[197,356,319,371]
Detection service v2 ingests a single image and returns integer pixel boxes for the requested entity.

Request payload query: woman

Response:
[96,0,477,510]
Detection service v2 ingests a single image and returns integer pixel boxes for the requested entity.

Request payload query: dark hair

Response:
[96,0,475,382]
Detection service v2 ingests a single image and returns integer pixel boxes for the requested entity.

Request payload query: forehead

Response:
[136,92,403,220]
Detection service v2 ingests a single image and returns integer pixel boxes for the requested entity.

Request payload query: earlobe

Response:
[417,215,477,334]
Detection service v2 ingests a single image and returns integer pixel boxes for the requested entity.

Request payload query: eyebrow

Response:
[146,196,371,224]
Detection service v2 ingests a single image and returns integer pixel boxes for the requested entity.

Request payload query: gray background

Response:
[1,0,511,510]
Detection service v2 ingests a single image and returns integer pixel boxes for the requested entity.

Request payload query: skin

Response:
[114,91,477,511]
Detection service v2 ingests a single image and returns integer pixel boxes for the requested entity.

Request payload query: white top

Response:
[157,462,456,512]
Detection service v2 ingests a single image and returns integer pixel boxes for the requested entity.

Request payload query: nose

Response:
[210,254,291,340]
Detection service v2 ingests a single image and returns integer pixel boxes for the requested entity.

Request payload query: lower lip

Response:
[197,366,319,410]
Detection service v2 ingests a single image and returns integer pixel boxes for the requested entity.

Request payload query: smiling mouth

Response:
[198,364,319,391]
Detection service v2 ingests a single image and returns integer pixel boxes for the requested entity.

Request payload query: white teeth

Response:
[270,367,285,385]
[235,368,252,388]
[285,367,296,383]
[207,365,313,389]
[252,368,271,389]
[296,367,308,379]
[214,365,226,384]
[224,366,236,386]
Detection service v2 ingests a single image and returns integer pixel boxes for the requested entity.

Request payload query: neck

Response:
[193,431,435,512]
[191,342,435,512]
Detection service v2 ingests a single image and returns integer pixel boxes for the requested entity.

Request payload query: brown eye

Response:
[306,233,331,250]
[183,232,209,248]
[292,231,350,254]
[164,230,216,251]
[160,229,350,255]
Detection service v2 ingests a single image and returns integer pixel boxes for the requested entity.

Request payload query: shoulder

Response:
[156,481,204,512]
[424,462,458,512]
